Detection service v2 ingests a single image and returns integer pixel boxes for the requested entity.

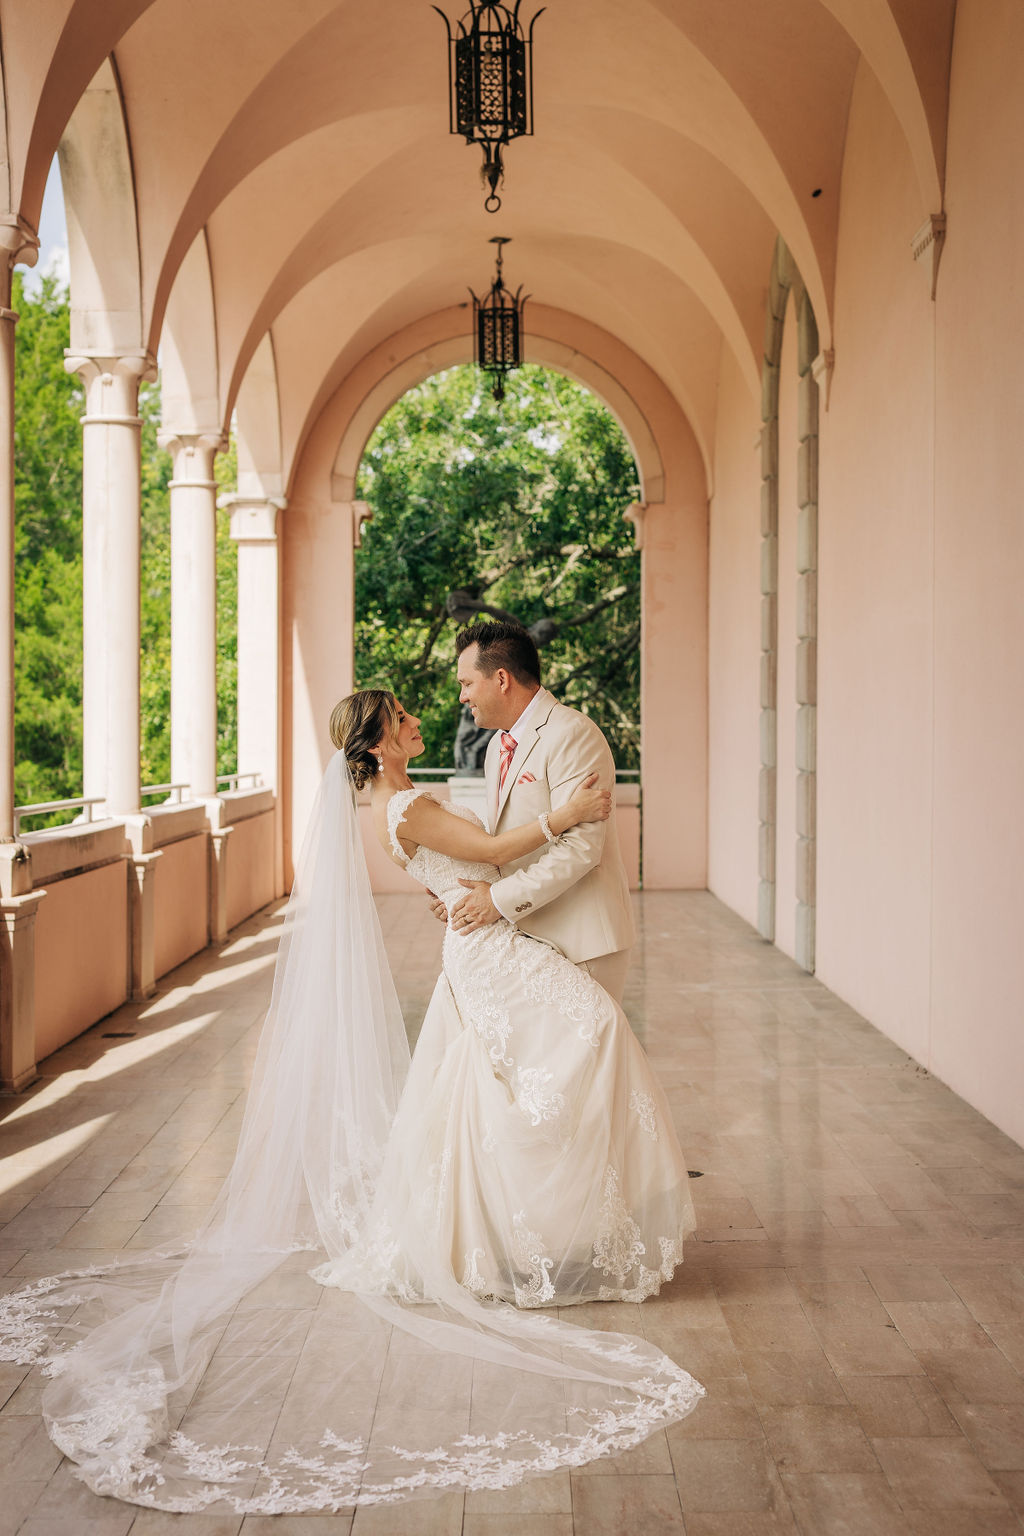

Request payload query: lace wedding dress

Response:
[316,788,696,1308]
[0,760,703,1514]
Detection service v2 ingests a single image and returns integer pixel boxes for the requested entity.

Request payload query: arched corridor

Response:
[1,0,1023,1521]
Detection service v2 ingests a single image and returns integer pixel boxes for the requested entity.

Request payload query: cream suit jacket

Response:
[485,692,635,964]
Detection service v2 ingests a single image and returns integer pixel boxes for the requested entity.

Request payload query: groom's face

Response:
[457,644,511,730]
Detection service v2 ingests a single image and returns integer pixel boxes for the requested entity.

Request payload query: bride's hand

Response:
[564,772,612,827]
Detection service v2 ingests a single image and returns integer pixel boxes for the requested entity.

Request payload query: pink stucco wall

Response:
[813,60,937,1065]
[927,0,1024,1141]
[641,499,708,890]
[225,811,277,933]
[153,833,208,980]
[705,7,1024,1150]
[34,862,129,1061]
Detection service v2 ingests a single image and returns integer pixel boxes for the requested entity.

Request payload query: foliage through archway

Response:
[355,365,641,768]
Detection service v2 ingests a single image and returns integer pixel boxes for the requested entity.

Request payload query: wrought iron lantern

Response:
[434,1,544,213]
[471,237,526,401]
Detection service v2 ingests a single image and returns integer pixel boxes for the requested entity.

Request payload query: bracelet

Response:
[538,812,559,844]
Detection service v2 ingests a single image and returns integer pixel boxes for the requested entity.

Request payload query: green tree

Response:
[139,383,173,787]
[138,419,238,788]
[13,269,83,806]
[355,365,641,767]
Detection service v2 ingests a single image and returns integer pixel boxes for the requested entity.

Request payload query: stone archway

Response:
[283,305,708,894]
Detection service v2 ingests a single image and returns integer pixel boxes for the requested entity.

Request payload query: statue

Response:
[446,589,561,775]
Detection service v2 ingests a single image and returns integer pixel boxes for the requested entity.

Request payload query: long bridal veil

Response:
[0,752,702,1514]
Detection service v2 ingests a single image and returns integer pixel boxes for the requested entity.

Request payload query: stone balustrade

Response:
[0,787,279,1091]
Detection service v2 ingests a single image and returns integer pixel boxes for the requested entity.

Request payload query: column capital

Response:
[223,494,286,544]
[64,349,158,421]
[911,212,946,301]
[158,428,225,488]
[810,348,835,412]
[0,216,39,271]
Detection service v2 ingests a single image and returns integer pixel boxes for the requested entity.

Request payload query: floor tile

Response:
[669,1438,788,1514]
[569,1471,685,1533]
[780,1471,911,1535]
[918,1347,1024,1404]
[871,1434,1010,1509]
[840,1373,959,1438]
[758,1403,878,1474]
[462,1518,572,1536]
[949,1401,1024,1470]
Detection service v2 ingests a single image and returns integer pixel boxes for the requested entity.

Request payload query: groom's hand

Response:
[451,879,500,935]
[425,889,448,925]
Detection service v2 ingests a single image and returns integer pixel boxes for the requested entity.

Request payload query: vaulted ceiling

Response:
[1,0,956,488]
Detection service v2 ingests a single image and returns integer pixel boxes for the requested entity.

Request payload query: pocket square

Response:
[517,772,537,785]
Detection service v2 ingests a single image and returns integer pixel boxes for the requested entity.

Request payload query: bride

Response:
[0,689,703,1515]
[325,687,698,1309]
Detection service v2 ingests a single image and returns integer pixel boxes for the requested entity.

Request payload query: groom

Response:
[445,620,636,1003]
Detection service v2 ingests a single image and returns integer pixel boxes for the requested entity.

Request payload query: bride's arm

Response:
[396,776,609,864]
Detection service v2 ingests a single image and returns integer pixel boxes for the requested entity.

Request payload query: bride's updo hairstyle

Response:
[329,689,401,790]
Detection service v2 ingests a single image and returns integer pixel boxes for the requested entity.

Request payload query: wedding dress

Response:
[317,787,696,1308]
[0,757,703,1514]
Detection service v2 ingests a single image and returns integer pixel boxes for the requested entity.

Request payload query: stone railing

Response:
[1,780,281,1092]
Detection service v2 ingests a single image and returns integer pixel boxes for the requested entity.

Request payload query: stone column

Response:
[225,496,285,793]
[65,350,157,819]
[0,888,46,1090]
[758,240,795,942]
[793,302,823,975]
[159,431,222,800]
[128,849,161,999]
[225,494,286,900]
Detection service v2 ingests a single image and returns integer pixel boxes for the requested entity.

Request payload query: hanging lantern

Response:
[434,1,544,213]
[471,237,527,401]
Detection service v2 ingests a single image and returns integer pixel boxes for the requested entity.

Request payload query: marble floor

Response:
[2,891,1024,1535]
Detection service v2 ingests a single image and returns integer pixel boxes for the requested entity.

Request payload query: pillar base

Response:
[208,825,234,945]
[0,888,46,1092]
[129,851,162,1000]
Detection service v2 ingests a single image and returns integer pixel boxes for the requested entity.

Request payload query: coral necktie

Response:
[498,731,517,799]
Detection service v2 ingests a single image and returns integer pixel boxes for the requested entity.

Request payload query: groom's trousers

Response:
[581,948,632,1006]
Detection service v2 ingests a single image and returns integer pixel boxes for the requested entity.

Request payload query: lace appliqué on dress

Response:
[514,1066,567,1130]
[462,1248,488,1295]
[593,1165,646,1281]
[514,938,606,1049]
[629,1089,659,1142]
[511,1212,555,1308]
[385,787,421,864]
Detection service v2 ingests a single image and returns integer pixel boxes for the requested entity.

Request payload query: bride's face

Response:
[382,701,425,765]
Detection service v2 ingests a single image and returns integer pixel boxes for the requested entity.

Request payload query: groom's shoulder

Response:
[540,697,610,748]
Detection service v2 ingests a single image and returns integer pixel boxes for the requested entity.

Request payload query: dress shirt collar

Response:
[506,687,550,742]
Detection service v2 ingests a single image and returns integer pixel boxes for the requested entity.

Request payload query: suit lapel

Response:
[484,733,500,830]
[495,694,556,826]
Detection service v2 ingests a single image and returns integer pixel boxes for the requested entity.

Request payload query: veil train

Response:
[0,752,702,1513]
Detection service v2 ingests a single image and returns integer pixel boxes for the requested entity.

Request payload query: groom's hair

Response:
[455,621,541,685]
